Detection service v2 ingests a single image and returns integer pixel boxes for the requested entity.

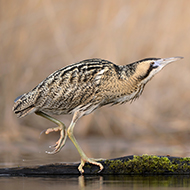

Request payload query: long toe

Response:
[78,157,104,174]
[44,126,67,154]
[45,126,62,134]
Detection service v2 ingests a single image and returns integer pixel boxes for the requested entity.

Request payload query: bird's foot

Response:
[44,126,67,154]
[78,157,104,174]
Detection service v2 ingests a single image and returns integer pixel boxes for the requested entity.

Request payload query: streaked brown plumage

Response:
[13,56,183,174]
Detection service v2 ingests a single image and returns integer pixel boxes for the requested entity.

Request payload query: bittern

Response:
[13,56,183,174]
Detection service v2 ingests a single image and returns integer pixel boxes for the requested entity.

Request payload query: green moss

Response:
[85,164,92,169]
[104,155,190,174]
[175,157,190,162]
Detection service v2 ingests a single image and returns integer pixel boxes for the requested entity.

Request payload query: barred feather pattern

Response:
[13,58,151,118]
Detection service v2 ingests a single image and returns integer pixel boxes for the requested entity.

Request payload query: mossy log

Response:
[1,155,190,176]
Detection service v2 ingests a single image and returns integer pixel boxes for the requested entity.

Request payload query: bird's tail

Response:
[12,91,37,118]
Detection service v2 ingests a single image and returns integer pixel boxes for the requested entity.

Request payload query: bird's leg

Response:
[67,113,104,174]
[35,111,67,154]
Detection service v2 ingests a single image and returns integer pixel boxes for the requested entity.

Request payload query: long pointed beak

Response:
[154,56,183,68]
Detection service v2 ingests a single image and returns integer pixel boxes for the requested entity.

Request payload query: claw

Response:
[45,149,58,154]
[35,112,68,155]
[42,126,68,154]
[97,167,103,173]
[49,144,57,148]
[78,157,104,174]
[39,129,48,138]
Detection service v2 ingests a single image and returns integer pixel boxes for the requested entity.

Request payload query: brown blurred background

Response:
[0,0,190,166]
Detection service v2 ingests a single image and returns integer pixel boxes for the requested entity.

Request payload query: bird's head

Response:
[133,56,183,84]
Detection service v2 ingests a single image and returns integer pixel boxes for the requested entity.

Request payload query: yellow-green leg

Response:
[67,113,104,174]
[35,111,67,154]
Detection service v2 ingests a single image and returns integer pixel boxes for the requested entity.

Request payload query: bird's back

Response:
[13,57,182,118]
[13,58,137,118]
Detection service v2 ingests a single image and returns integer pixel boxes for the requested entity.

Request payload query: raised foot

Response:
[78,157,104,174]
[44,126,67,154]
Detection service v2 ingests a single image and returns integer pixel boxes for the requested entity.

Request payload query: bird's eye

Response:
[150,62,158,69]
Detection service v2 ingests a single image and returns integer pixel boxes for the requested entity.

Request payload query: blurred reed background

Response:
[0,0,190,165]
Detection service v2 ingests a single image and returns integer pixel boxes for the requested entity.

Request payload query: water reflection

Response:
[79,175,190,189]
[1,137,190,190]
[1,175,190,190]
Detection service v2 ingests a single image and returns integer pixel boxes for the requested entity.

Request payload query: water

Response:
[1,138,190,189]
[0,175,190,190]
